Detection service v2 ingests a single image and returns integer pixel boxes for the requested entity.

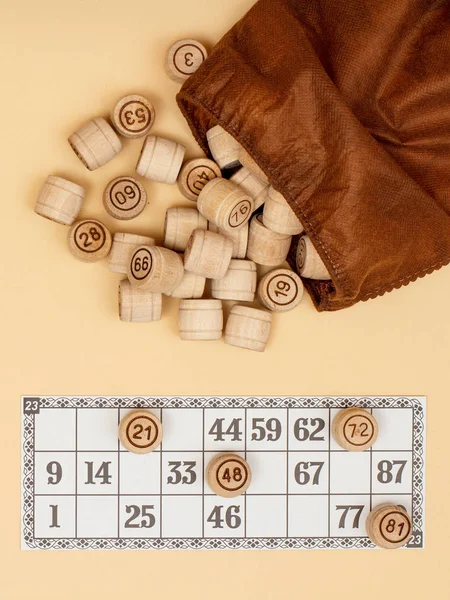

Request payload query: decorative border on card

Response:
[22,396,425,550]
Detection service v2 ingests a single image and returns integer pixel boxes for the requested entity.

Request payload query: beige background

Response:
[1,0,449,598]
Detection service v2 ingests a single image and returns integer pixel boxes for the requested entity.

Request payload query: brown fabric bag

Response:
[177,0,450,311]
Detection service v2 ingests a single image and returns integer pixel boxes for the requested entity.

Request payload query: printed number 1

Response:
[49,504,60,528]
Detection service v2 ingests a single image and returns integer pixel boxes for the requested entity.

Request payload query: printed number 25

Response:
[125,505,155,528]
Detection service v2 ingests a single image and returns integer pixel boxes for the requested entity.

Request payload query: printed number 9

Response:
[47,461,62,485]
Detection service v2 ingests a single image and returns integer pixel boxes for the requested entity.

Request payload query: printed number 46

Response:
[207,505,241,529]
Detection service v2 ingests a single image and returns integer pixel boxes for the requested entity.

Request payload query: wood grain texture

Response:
[127,245,184,293]
[35,175,85,225]
[206,453,252,497]
[109,233,155,274]
[332,407,379,451]
[68,117,122,170]
[178,299,223,340]
[166,39,208,83]
[197,178,253,232]
[206,125,241,169]
[111,94,155,138]
[208,222,248,259]
[263,187,304,235]
[178,157,221,201]
[230,167,269,211]
[224,305,272,352]
[119,410,163,454]
[164,207,208,252]
[136,135,185,184]
[366,504,412,549]
[257,268,304,312]
[68,219,112,262]
[184,229,233,279]
[165,258,206,298]
[239,147,269,185]
[246,214,292,266]
[296,235,330,280]
[103,176,147,220]
[211,259,257,301]
[119,279,162,322]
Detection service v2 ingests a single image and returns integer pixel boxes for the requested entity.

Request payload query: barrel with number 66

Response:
[127,245,184,293]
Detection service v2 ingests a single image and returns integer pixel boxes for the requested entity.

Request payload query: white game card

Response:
[21,396,426,550]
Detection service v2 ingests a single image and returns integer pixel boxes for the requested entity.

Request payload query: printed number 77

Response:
[335,505,365,529]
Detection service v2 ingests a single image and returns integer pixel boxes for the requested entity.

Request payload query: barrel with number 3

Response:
[166,39,208,83]
[119,410,162,454]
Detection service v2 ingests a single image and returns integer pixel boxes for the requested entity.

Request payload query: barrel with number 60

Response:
[103,176,147,220]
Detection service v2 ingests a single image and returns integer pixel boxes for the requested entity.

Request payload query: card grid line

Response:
[160,410,163,538]
[244,408,247,538]
[286,408,289,537]
[117,408,120,538]
[328,408,331,538]
[33,413,36,541]
[369,408,373,511]
[202,408,205,538]
[75,408,78,538]
[32,449,416,454]
[34,492,413,497]
[411,408,415,525]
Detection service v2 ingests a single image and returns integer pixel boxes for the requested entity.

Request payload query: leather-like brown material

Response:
[177,0,450,311]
